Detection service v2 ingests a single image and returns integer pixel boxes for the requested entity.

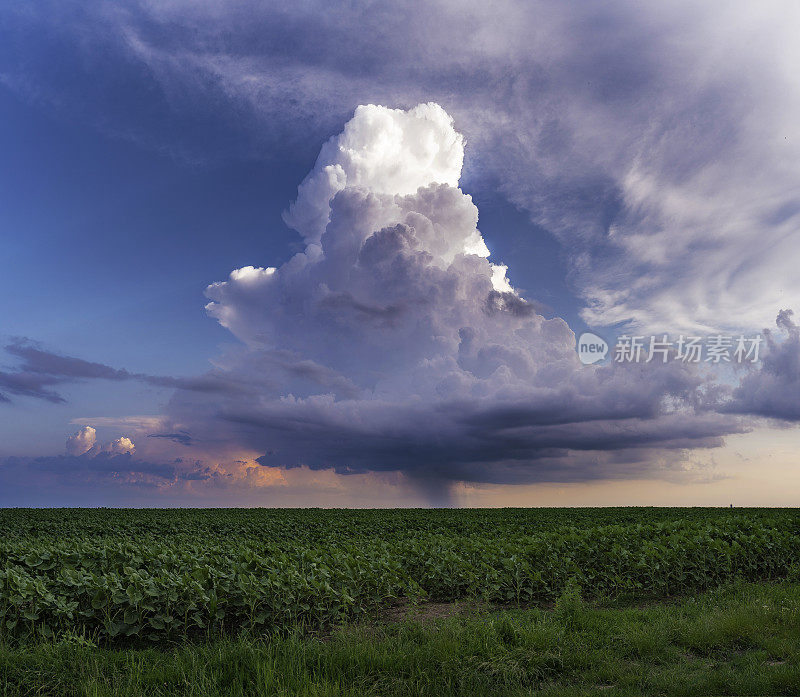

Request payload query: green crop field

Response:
[2,507,800,644]
[2,508,800,696]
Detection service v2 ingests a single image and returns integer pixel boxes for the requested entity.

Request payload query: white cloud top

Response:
[107,436,135,455]
[66,426,135,458]
[207,103,513,346]
[66,426,96,456]
[283,103,465,246]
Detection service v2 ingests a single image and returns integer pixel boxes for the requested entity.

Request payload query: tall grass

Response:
[1,581,798,696]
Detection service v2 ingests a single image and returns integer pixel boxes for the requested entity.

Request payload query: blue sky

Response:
[1,1,799,506]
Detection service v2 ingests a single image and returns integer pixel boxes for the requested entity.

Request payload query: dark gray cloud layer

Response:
[0,338,251,404]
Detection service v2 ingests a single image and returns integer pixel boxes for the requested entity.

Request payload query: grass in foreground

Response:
[1,580,798,697]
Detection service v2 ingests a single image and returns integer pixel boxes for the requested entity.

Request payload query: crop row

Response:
[3,507,794,543]
[2,516,799,644]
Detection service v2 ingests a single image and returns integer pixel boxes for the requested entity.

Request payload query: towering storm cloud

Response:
[159,103,743,500]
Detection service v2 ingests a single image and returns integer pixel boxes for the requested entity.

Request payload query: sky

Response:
[1,0,799,507]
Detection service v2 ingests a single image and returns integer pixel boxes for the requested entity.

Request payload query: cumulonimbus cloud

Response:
[3,101,796,503]
[161,103,746,500]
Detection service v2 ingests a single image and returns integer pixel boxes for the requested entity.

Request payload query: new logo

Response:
[577,332,608,365]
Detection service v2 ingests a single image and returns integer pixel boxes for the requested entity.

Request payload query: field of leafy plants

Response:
[1,508,799,645]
